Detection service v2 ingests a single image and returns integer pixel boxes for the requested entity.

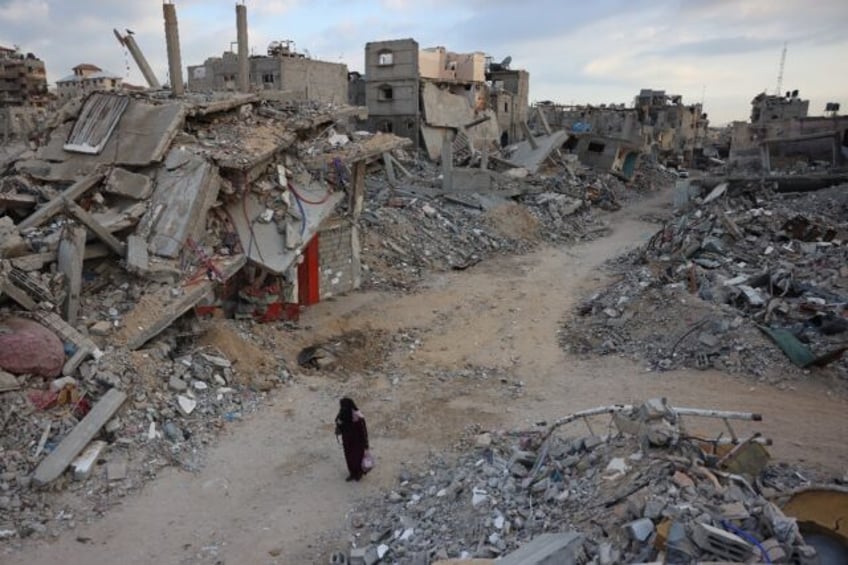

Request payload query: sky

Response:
[1,0,846,125]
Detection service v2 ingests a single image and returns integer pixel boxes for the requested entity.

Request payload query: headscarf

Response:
[336,397,359,426]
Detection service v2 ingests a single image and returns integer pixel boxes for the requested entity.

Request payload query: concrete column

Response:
[441,133,454,192]
[236,3,249,93]
[57,226,87,325]
[163,2,184,96]
[114,29,161,89]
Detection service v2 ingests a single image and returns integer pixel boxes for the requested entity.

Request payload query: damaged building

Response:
[187,40,348,104]
[729,90,848,171]
[531,102,643,180]
[0,46,48,108]
[363,38,529,159]
[56,64,123,101]
[634,88,709,166]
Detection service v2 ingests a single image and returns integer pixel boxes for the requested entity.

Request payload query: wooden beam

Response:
[120,255,246,350]
[17,172,105,232]
[65,200,126,257]
[33,388,127,486]
[57,226,87,325]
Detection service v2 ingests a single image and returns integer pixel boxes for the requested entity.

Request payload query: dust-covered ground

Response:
[5,185,847,565]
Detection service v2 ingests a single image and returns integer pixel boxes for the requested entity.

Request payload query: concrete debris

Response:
[560,181,848,383]
[0,91,410,543]
[343,399,834,564]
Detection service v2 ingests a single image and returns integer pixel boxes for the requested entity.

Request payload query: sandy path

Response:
[8,189,847,565]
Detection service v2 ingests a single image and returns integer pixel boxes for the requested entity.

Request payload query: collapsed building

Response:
[729,90,848,171]
[0,46,48,108]
[529,89,708,181]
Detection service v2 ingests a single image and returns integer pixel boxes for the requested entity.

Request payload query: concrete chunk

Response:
[33,388,126,486]
[498,532,584,565]
[71,440,107,481]
[692,522,753,562]
[105,168,153,200]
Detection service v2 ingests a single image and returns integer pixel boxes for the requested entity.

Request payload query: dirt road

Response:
[9,189,848,565]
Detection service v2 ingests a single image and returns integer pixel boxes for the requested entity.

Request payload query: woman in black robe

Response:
[335,397,370,481]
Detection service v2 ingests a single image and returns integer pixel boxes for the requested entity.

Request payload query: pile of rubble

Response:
[560,180,848,384]
[0,89,410,544]
[341,399,843,564]
[358,154,671,290]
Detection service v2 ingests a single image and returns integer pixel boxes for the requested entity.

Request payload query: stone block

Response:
[692,522,753,562]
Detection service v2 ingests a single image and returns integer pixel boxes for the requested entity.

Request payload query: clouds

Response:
[0,0,845,123]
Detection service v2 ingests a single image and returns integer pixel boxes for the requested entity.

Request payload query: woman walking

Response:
[335,397,370,481]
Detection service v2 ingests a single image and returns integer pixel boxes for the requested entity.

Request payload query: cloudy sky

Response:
[1,0,846,124]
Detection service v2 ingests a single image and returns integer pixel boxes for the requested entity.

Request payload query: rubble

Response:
[341,399,839,564]
[559,180,848,384]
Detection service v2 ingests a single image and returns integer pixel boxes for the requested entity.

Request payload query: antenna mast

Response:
[775,42,787,95]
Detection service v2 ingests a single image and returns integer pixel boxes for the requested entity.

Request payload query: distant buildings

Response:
[750,91,809,125]
[56,64,123,101]
[0,45,48,107]
[634,89,709,165]
[729,89,848,171]
[187,40,348,104]
[362,38,530,159]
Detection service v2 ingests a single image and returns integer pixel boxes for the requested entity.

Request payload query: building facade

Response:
[750,91,809,125]
[635,88,709,165]
[363,38,530,154]
[364,38,421,140]
[187,42,348,104]
[56,64,122,101]
[0,46,48,107]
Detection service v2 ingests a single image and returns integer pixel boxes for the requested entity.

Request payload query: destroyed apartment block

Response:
[2,90,408,352]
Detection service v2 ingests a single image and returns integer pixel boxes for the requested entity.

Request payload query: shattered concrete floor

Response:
[4,184,847,565]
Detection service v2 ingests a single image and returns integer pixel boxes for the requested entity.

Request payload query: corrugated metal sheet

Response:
[64,93,129,155]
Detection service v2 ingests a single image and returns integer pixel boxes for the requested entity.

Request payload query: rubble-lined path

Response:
[9,189,847,565]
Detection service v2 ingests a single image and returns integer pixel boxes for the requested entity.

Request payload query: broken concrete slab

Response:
[71,440,108,481]
[227,188,344,275]
[505,130,570,174]
[63,93,130,155]
[115,254,245,350]
[33,388,126,486]
[33,100,185,182]
[137,148,220,258]
[498,532,584,565]
[104,167,153,200]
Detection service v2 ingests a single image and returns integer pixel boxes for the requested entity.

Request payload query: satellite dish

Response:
[501,56,512,68]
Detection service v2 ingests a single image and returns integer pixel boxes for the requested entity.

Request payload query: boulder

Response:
[0,317,65,377]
